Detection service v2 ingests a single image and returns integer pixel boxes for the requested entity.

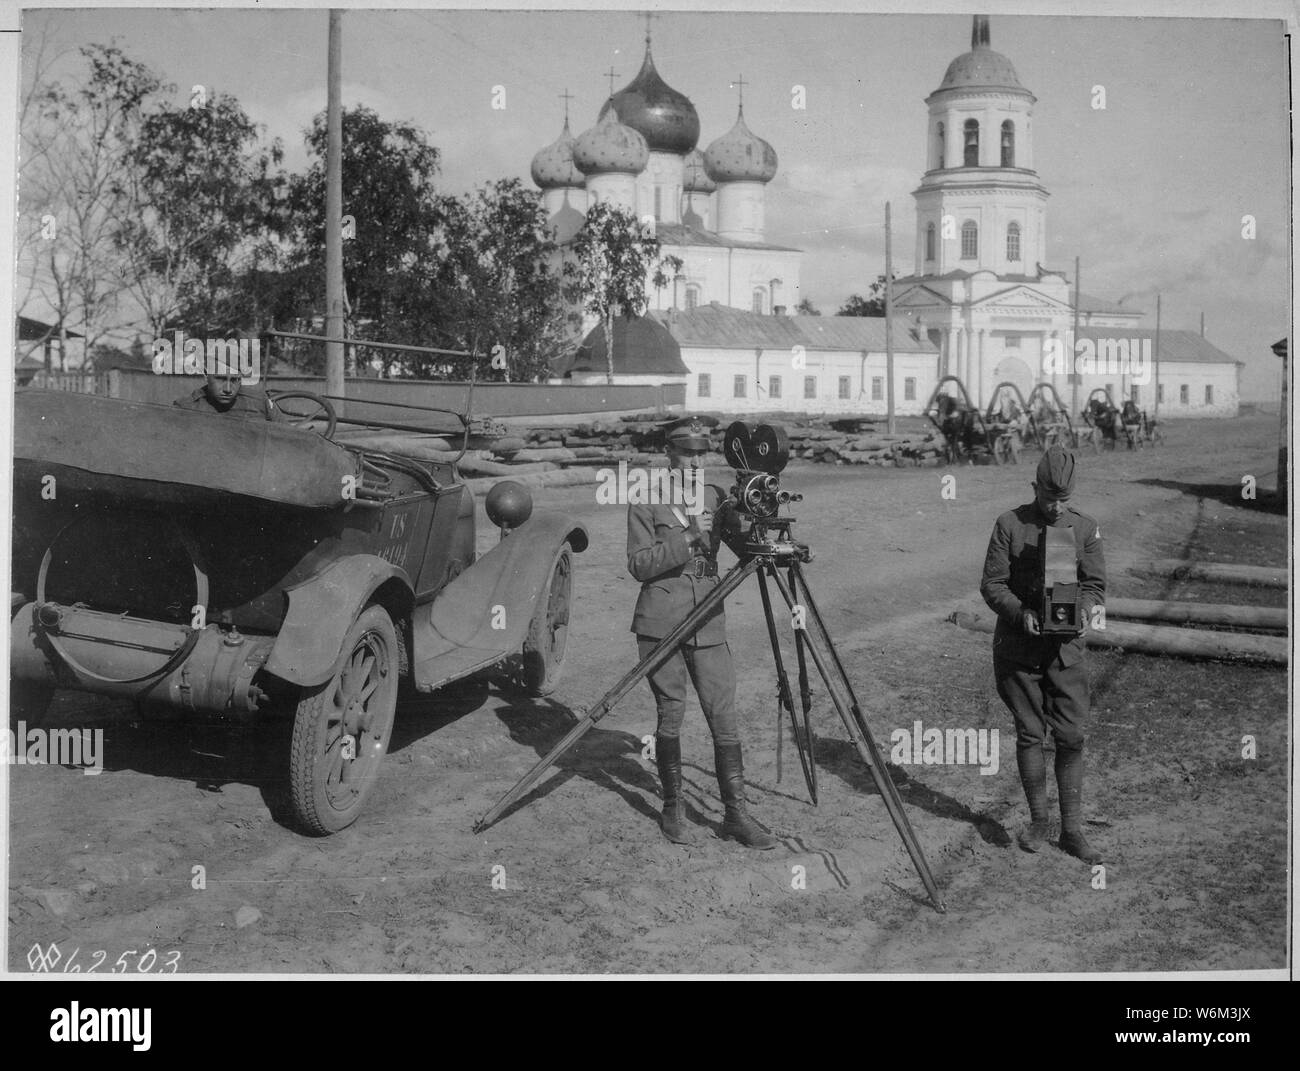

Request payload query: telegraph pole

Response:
[324,10,345,408]
[885,202,895,435]
[1153,292,1161,422]
[1070,255,1081,418]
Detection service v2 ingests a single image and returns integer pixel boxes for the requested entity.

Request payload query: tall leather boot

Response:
[655,734,692,844]
[1056,746,1102,863]
[1016,743,1051,852]
[714,743,777,850]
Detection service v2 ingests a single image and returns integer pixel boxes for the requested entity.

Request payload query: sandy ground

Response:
[7,415,1289,975]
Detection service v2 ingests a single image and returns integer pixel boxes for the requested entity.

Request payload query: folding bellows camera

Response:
[1041,525,1083,635]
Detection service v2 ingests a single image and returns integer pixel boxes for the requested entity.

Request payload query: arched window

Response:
[1006,222,1021,262]
[963,119,979,167]
[1001,120,1015,167]
[960,220,978,260]
[935,122,945,168]
[752,288,765,315]
[925,222,936,262]
[685,285,700,311]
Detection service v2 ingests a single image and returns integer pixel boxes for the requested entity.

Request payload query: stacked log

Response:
[343,414,952,471]
[948,610,1287,666]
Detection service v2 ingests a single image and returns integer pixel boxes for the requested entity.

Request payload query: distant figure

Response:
[1119,399,1144,449]
[936,392,979,460]
[1086,397,1118,446]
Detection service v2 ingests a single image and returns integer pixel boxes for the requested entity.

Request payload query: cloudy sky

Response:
[16,3,1291,398]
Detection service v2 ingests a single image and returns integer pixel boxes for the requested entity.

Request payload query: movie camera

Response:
[722,421,803,521]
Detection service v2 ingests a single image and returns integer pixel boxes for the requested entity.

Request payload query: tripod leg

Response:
[770,565,946,913]
[756,567,817,805]
[474,556,761,833]
[789,563,819,806]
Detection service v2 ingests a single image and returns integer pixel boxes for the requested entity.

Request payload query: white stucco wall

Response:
[679,346,939,415]
[646,246,802,315]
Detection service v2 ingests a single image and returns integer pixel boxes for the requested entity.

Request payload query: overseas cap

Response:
[665,417,712,451]
[1036,445,1077,498]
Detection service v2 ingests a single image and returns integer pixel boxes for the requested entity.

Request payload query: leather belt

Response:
[674,557,717,579]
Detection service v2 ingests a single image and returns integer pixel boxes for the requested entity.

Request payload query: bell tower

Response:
[912,15,1047,278]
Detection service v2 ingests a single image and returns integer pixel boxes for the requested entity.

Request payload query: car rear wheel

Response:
[521,543,573,697]
[289,604,399,835]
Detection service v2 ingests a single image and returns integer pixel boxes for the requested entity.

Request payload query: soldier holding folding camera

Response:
[980,446,1107,864]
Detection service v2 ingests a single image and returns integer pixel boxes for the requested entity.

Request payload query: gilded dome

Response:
[703,109,777,184]
[530,119,584,190]
[598,46,699,155]
[682,149,715,193]
[573,107,648,176]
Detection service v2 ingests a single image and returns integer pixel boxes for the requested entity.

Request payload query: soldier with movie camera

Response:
[626,417,778,850]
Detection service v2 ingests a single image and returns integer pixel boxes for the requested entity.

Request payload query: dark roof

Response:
[651,303,936,353]
[656,221,800,252]
[562,313,689,376]
[1075,291,1143,316]
[17,314,82,340]
[1077,328,1242,366]
[558,218,799,253]
[90,346,153,371]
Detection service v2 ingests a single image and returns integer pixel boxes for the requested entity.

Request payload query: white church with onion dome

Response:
[533,16,1242,418]
[531,31,803,321]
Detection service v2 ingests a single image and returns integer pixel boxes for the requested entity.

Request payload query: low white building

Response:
[651,303,939,416]
[1068,327,1242,419]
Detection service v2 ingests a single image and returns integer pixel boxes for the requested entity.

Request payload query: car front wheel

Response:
[289,604,399,835]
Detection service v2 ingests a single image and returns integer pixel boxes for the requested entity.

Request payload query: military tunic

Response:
[980,502,1106,751]
[627,484,748,743]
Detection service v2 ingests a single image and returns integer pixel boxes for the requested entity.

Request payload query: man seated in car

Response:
[174,360,285,421]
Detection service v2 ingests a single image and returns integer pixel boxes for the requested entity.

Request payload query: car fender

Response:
[265,555,413,687]
[409,511,587,690]
[445,511,586,647]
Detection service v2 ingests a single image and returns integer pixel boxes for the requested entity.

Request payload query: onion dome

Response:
[573,106,648,176]
[531,119,584,189]
[937,16,1027,93]
[549,194,586,245]
[598,45,699,155]
[682,149,715,193]
[703,108,777,184]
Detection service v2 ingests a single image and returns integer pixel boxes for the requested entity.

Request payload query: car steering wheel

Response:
[269,390,337,438]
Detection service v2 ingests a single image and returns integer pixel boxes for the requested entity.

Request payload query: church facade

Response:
[893,16,1240,418]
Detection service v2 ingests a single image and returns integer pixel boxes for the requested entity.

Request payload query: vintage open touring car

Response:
[10,387,587,834]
